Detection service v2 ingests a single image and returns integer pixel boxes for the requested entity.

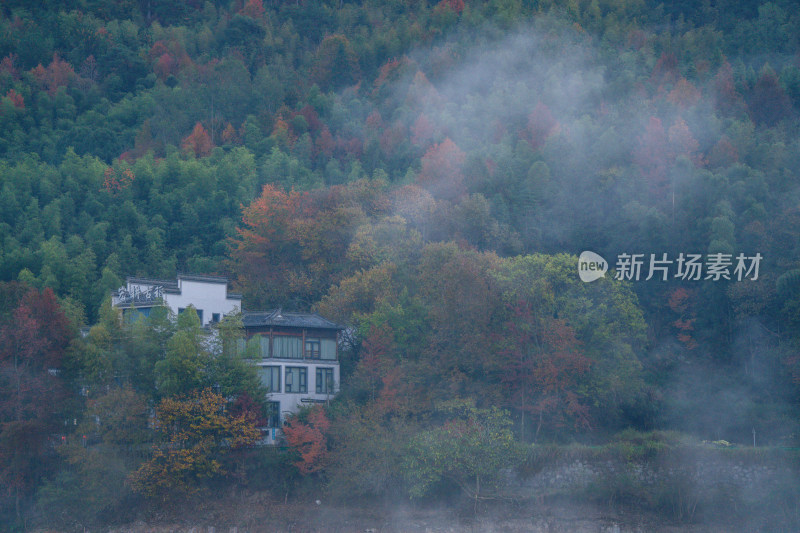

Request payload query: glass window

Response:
[320,339,337,360]
[285,367,307,393]
[273,336,302,359]
[305,338,321,359]
[259,335,270,358]
[266,401,280,428]
[212,313,220,323]
[258,366,281,393]
[316,367,335,394]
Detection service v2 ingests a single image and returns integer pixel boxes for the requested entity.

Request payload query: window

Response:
[212,313,221,323]
[196,309,203,323]
[273,336,302,359]
[258,366,281,393]
[316,367,334,394]
[320,339,337,360]
[305,338,321,359]
[258,335,270,358]
[285,367,307,393]
[266,401,280,428]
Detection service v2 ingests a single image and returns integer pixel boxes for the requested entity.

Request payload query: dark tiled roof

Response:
[126,276,179,290]
[177,273,233,285]
[242,309,343,330]
[120,274,242,298]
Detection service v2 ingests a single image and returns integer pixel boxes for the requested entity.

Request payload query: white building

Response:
[111,274,242,327]
[111,274,342,445]
[242,309,342,444]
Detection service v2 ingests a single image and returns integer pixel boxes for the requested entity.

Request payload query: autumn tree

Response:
[416,243,505,401]
[667,287,698,349]
[129,389,261,499]
[181,122,214,157]
[282,405,331,475]
[497,301,592,442]
[492,254,647,431]
[417,138,467,201]
[527,102,559,150]
[229,182,375,309]
[0,283,74,521]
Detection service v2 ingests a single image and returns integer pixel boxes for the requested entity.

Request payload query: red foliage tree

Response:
[435,0,465,13]
[668,117,704,166]
[102,166,135,194]
[498,301,591,441]
[351,324,397,403]
[652,52,678,85]
[221,122,240,145]
[283,406,330,474]
[379,121,406,159]
[667,287,697,349]
[0,53,19,80]
[240,0,265,19]
[181,122,214,157]
[527,102,559,150]
[0,284,73,516]
[315,126,335,159]
[411,113,435,148]
[154,53,176,79]
[667,77,702,109]
[634,116,670,197]
[713,60,746,116]
[5,89,23,109]
[42,53,75,96]
[707,135,739,169]
[297,104,323,133]
[417,137,466,201]
[373,57,405,92]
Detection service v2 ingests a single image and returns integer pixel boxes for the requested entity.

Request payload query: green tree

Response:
[154,306,209,397]
[403,401,519,513]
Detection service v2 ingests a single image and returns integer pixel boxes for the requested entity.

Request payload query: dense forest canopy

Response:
[1,0,800,529]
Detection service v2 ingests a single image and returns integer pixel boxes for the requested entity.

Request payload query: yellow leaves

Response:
[129,389,261,499]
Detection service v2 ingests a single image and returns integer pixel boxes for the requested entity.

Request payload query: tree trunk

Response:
[474,475,480,516]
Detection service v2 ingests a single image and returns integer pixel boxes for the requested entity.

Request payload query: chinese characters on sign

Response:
[613,252,762,281]
[578,251,762,283]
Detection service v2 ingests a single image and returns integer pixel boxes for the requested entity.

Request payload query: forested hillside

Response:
[1,0,800,529]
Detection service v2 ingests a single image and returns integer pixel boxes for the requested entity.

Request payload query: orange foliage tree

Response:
[181,122,214,157]
[417,137,466,201]
[497,301,592,441]
[229,182,377,308]
[283,406,330,475]
[129,389,261,498]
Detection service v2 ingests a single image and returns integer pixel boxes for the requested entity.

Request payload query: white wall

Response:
[115,277,241,327]
[255,361,340,425]
[164,278,240,327]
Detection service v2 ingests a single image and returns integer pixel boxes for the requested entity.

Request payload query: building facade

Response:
[111,274,242,327]
[111,275,342,445]
[242,310,342,444]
